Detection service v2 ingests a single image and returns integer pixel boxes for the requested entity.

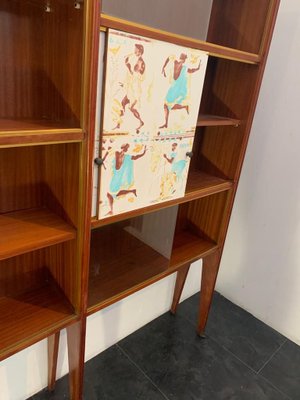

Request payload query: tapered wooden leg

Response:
[48,332,60,391]
[170,263,191,315]
[197,250,221,337]
[67,319,86,400]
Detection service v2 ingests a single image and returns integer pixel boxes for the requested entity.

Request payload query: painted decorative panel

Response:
[97,29,208,219]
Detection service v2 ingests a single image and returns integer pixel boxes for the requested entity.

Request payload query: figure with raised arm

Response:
[106,143,147,215]
[160,142,188,198]
[114,44,146,133]
[160,53,201,129]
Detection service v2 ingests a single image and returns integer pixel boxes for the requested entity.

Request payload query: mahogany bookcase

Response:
[0,1,280,399]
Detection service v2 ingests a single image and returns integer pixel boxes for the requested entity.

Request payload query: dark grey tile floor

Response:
[29,292,300,400]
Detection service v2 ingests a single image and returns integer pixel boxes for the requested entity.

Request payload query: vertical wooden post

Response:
[197,250,221,337]
[170,263,191,315]
[67,319,86,400]
[48,332,60,391]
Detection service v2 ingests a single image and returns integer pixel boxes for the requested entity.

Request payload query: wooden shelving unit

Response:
[1,0,280,399]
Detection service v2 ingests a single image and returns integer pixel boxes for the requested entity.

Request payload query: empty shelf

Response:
[0,208,76,260]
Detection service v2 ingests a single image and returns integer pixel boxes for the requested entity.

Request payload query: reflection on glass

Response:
[102,0,213,41]
[91,206,178,276]
[89,206,178,305]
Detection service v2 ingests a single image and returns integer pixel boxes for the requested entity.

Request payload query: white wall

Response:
[2,1,300,399]
[216,0,300,345]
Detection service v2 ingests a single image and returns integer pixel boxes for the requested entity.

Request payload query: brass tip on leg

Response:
[197,331,207,339]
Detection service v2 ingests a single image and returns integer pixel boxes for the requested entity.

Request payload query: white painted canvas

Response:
[98,29,208,219]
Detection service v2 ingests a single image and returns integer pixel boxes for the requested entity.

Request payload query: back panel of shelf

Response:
[102,0,213,42]
[207,0,271,54]
[177,190,232,245]
[101,0,271,55]
[195,56,260,181]
[0,143,80,225]
[201,57,259,122]
[169,194,227,267]
[0,0,84,133]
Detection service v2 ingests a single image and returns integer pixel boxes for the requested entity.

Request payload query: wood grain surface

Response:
[0,208,76,260]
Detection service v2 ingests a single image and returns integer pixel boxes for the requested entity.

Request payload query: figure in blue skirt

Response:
[159,53,201,129]
[162,142,188,197]
[107,143,147,215]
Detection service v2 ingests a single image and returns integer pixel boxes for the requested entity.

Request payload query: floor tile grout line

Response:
[178,298,289,375]
[209,335,260,374]
[169,310,268,379]
[176,306,290,377]
[257,338,288,374]
[171,309,262,375]
[177,299,293,399]
[210,334,288,378]
[223,340,293,400]
[116,344,171,400]
[258,372,293,400]
[116,317,292,400]
[175,315,293,400]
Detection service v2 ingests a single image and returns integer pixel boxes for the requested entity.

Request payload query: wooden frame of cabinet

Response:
[0,1,280,399]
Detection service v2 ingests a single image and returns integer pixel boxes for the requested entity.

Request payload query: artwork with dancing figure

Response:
[98,29,208,219]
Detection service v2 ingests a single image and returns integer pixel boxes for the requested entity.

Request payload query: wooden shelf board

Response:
[0,270,76,361]
[197,114,241,127]
[185,170,232,199]
[91,170,232,228]
[0,119,83,147]
[170,230,218,268]
[87,229,217,315]
[0,208,76,260]
[100,14,260,65]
